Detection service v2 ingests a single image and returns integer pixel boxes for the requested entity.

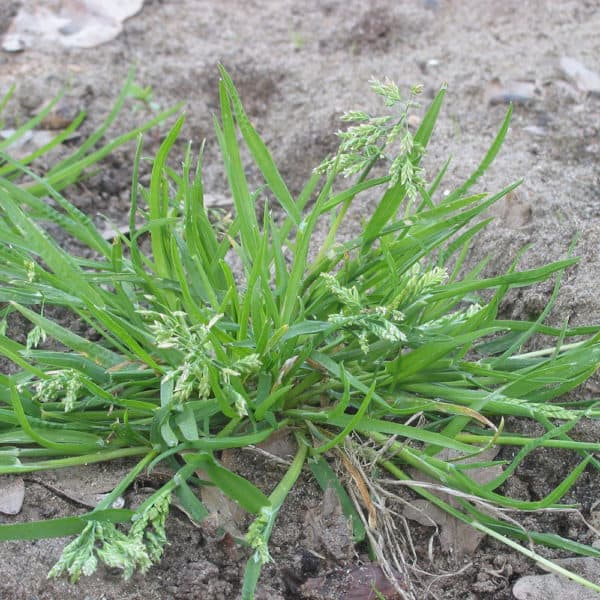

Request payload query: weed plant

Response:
[1,68,600,598]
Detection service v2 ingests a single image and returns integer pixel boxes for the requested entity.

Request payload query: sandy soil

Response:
[1,1,600,598]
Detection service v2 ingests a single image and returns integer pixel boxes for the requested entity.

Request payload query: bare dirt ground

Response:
[1,1,600,598]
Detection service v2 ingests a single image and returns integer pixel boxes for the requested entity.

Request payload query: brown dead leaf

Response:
[304,486,354,563]
[300,564,405,600]
[197,469,246,538]
[0,476,25,515]
[26,462,132,509]
[2,0,144,50]
[402,448,503,560]
[491,188,533,229]
[256,427,298,460]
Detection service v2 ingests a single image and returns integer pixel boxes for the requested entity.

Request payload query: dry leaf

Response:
[304,486,353,563]
[197,468,246,538]
[27,462,132,508]
[300,564,405,600]
[402,448,502,560]
[2,0,144,50]
[491,188,533,229]
[256,427,298,460]
[0,476,25,515]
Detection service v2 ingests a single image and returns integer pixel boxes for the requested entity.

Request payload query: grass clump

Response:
[1,66,600,598]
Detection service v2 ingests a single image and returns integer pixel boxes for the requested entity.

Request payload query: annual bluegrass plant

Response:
[1,66,600,598]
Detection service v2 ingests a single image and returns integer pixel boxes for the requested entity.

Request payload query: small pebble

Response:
[2,34,25,53]
[522,125,547,137]
[41,101,81,130]
[486,77,538,106]
[560,56,600,96]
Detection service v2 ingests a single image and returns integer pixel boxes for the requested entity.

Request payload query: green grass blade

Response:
[242,437,307,600]
[148,116,184,282]
[183,452,270,515]
[215,83,258,258]
[219,65,301,224]
[10,303,122,368]
[0,509,136,541]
